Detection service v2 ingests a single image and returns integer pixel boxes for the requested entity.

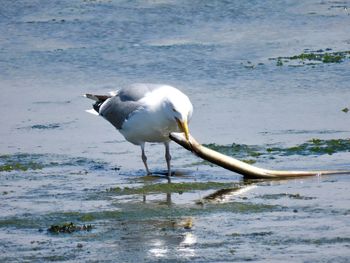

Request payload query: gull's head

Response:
[163,88,193,141]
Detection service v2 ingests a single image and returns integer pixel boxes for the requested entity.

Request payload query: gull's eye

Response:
[172,108,177,112]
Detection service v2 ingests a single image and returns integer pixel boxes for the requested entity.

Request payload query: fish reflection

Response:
[141,178,259,205]
[203,184,258,203]
[177,232,197,257]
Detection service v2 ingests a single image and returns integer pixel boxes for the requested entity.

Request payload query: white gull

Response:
[85,83,193,176]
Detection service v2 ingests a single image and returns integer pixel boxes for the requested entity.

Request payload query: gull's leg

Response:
[164,142,172,177]
[141,143,151,175]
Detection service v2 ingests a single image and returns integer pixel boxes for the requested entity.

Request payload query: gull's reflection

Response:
[141,174,173,205]
[142,192,172,205]
[147,226,197,259]
[177,232,197,257]
[148,239,168,258]
[138,180,264,261]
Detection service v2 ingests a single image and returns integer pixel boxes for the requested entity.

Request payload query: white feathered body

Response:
[87,84,193,146]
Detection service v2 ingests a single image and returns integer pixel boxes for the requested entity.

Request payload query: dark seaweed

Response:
[270,50,350,66]
[47,222,93,234]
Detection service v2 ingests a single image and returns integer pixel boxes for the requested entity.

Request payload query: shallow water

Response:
[1,0,350,262]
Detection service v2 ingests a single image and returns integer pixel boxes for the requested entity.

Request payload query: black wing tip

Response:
[93,101,103,113]
[85,93,113,114]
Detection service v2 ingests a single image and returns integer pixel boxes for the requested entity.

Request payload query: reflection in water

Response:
[140,181,260,260]
[178,232,197,258]
[148,228,197,259]
[166,192,172,204]
[149,239,168,258]
[203,184,258,203]
[142,192,172,205]
[140,179,259,205]
[141,176,173,205]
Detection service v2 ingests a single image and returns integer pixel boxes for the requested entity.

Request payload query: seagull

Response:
[85,83,193,176]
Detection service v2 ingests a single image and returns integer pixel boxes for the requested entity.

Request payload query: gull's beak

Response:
[176,119,190,142]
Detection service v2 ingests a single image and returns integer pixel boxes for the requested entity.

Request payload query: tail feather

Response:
[84,94,111,102]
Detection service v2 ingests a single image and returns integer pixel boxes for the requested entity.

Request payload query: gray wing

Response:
[118,83,163,101]
[99,84,162,129]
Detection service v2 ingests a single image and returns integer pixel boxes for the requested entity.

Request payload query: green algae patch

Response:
[0,153,44,172]
[108,182,236,195]
[270,50,350,67]
[276,138,350,156]
[0,159,43,172]
[204,143,262,159]
[288,52,343,63]
[0,153,113,173]
[203,138,350,164]
[45,210,122,223]
[80,214,95,222]
[242,159,256,165]
[259,193,316,200]
[206,201,279,214]
[48,222,93,234]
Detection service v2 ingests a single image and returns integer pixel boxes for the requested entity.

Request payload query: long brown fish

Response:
[169,133,350,179]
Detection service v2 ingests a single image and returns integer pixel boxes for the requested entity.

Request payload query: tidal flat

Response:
[1,0,350,262]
